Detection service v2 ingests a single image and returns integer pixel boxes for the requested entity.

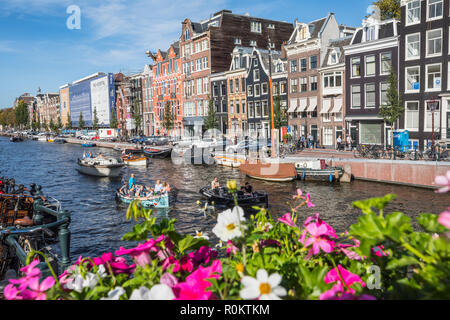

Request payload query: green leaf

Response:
[386,256,420,270]
[418,213,447,234]
[352,194,397,215]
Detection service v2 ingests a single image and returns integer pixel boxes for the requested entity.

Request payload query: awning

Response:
[287,99,298,113]
[331,98,342,113]
[306,97,317,112]
[297,98,308,112]
[320,99,331,114]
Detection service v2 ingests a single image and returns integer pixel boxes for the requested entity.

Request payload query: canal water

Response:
[0,137,448,262]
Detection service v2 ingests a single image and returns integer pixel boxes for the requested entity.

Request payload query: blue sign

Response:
[413,82,420,90]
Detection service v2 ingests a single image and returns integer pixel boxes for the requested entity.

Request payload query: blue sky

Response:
[0,0,373,108]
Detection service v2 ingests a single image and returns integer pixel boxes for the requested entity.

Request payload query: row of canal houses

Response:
[150,1,449,150]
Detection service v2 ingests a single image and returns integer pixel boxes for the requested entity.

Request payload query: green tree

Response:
[15,100,29,129]
[110,109,118,129]
[269,94,286,130]
[57,116,62,131]
[372,0,400,20]
[37,116,41,131]
[49,118,55,132]
[78,112,85,129]
[162,101,174,134]
[66,112,72,129]
[132,100,142,135]
[379,68,403,147]
[204,98,218,130]
[92,107,99,130]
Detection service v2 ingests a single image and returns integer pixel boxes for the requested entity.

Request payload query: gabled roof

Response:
[287,14,331,45]
[321,36,352,68]
[350,18,399,45]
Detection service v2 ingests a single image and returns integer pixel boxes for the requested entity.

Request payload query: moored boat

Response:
[81,143,96,147]
[239,163,298,182]
[295,160,344,182]
[123,155,148,167]
[54,138,66,144]
[116,190,170,208]
[10,136,23,142]
[199,186,268,208]
[143,147,172,159]
[77,157,124,178]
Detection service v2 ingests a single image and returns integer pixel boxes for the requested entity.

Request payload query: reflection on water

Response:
[0,137,448,262]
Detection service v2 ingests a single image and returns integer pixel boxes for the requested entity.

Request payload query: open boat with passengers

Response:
[0,176,71,283]
[199,186,268,208]
[116,186,170,208]
[143,147,172,159]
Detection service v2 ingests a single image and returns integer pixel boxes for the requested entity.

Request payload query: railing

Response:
[352,144,449,162]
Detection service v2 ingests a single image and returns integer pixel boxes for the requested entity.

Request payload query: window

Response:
[262,83,268,95]
[300,58,307,72]
[197,79,202,95]
[335,112,343,122]
[322,113,331,122]
[235,79,240,93]
[360,123,382,144]
[407,0,421,25]
[236,101,240,114]
[365,55,376,76]
[290,60,297,73]
[247,85,254,96]
[195,42,200,53]
[406,66,420,92]
[242,100,246,114]
[241,79,245,92]
[406,33,420,60]
[222,100,227,113]
[426,64,441,91]
[310,76,318,91]
[229,79,233,94]
[213,84,219,97]
[267,23,275,29]
[365,26,376,41]
[351,85,361,108]
[254,59,258,67]
[300,77,308,92]
[196,59,202,71]
[323,72,342,88]
[329,52,338,65]
[255,101,261,117]
[365,84,376,108]
[427,29,442,57]
[380,82,389,105]
[323,127,333,146]
[310,56,318,69]
[424,100,440,131]
[351,57,361,77]
[202,57,209,69]
[290,79,298,94]
[234,38,242,45]
[254,69,260,81]
[262,101,269,117]
[250,21,262,33]
[248,102,254,118]
[184,29,190,41]
[250,40,257,47]
[255,84,261,97]
[280,82,287,94]
[203,77,209,94]
[405,101,419,131]
[202,40,208,51]
[221,84,226,96]
[380,52,392,75]
[427,0,443,20]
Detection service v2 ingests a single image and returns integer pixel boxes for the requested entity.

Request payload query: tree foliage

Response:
[92,107,99,130]
[78,112,85,129]
[204,98,218,130]
[66,112,72,129]
[372,0,401,20]
[162,101,174,133]
[132,100,142,135]
[15,100,29,128]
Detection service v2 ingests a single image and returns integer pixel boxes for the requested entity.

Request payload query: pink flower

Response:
[174,260,222,300]
[259,239,281,248]
[161,273,179,288]
[293,189,303,200]
[435,171,450,193]
[324,264,365,294]
[438,210,450,229]
[336,240,362,260]
[305,193,315,208]
[9,259,42,290]
[4,284,22,300]
[304,213,338,239]
[226,241,239,257]
[93,252,136,275]
[320,284,375,300]
[302,222,335,255]
[372,245,388,257]
[115,235,164,267]
[278,213,296,228]
[26,276,56,300]
[188,246,218,267]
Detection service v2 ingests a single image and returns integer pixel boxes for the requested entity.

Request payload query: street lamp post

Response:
[427,99,439,149]
[268,39,277,158]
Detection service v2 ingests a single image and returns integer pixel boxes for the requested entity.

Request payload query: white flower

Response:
[66,272,98,293]
[240,269,287,300]
[129,284,175,300]
[97,265,108,279]
[212,206,246,242]
[194,230,210,240]
[101,287,125,300]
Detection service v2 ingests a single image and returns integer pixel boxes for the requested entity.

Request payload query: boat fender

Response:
[329,174,334,183]
[302,172,306,181]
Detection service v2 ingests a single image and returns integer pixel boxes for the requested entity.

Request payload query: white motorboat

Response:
[122,155,148,167]
[77,157,124,177]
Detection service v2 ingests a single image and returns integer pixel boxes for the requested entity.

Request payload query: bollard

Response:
[58,209,71,272]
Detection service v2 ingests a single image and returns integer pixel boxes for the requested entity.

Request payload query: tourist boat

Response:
[239,163,298,182]
[81,143,96,147]
[77,157,124,178]
[199,186,268,208]
[10,136,23,142]
[37,134,48,142]
[214,154,246,168]
[0,177,71,279]
[295,160,344,182]
[123,155,148,167]
[143,147,172,159]
[116,190,169,208]
[54,138,66,144]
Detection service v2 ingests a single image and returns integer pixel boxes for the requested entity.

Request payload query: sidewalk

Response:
[292,148,355,159]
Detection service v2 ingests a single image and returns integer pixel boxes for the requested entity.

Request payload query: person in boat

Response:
[241,182,253,195]
[162,182,171,193]
[211,177,220,190]
[145,186,154,197]
[119,181,129,195]
[135,185,145,198]
[98,153,104,159]
[129,174,136,190]
[154,180,164,194]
